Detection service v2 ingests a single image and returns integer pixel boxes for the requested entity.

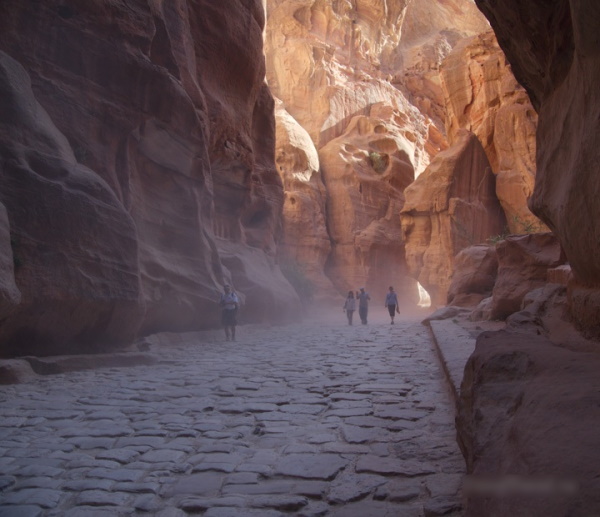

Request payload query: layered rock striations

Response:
[0,1,299,356]
[440,30,545,234]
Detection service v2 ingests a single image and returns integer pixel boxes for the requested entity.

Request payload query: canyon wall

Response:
[0,1,300,356]
[266,0,500,304]
[401,130,506,306]
[474,0,600,335]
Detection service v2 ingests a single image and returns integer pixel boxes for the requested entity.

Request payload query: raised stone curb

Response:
[424,320,476,401]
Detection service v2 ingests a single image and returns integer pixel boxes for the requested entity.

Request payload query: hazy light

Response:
[417,282,431,308]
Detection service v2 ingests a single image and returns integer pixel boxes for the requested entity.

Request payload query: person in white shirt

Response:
[219,284,239,341]
[343,290,356,325]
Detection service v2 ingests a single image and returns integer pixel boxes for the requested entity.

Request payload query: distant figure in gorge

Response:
[357,287,371,325]
[385,285,400,325]
[343,290,356,325]
[219,284,239,341]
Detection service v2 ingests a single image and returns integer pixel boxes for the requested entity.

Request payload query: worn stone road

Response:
[0,313,465,516]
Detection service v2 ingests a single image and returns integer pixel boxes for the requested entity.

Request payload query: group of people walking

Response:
[219,283,401,342]
[343,286,400,325]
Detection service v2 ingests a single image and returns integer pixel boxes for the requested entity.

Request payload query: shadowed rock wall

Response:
[0,1,300,356]
[474,0,600,335]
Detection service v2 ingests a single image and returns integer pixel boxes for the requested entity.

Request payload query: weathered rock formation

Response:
[274,102,336,298]
[266,0,511,303]
[0,1,300,356]
[441,30,545,234]
[474,0,600,336]
[398,0,491,130]
[459,326,600,517]
[320,105,418,302]
[447,244,498,307]
[401,130,506,306]
[266,0,435,301]
[490,233,565,320]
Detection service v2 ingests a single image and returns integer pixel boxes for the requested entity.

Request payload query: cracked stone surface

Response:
[0,314,464,515]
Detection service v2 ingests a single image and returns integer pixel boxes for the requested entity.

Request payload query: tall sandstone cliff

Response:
[0,1,300,356]
[475,0,600,335]
[266,0,499,304]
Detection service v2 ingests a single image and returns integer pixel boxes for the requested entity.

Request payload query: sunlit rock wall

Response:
[401,130,506,306]
[440,30,546,234]
[0,1,300,356]
[320,105,418,304]
[266,0,495,301]
[274,102,337,299]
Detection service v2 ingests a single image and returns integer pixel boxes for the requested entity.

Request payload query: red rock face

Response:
[474,0,600,335]
[320,109,418,304]
[447,245,498,307]
[440,30,545,235]
[458,329,600,517]
[490,233,565,320]
[401,130,506,306]
[0,1,299,356]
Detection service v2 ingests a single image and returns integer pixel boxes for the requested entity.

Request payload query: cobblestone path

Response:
[0,315,465,516]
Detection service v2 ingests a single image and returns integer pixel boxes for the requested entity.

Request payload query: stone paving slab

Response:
[0,315,465,515]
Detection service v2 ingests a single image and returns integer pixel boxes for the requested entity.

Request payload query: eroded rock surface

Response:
[320,106,418,302]
[440,30,545,234]
[447,245,498,307]
[0,1,300,355]
[401,130,506,306]
[474,0,600,335]
[490,233,564,320]
[458,329,600,517]
[274,103,336,299]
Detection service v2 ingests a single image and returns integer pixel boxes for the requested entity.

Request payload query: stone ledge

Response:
[425,320,476,401]
[0,352,159,384]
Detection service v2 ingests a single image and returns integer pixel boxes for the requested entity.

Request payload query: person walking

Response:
[385,285,400,324]
[219,284,239,341]
[343,290,356,325]
[357,287,371,325]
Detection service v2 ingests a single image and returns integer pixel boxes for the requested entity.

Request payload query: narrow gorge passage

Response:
[0,314,465,516]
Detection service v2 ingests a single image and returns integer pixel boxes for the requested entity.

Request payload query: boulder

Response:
[490,233,565,320]
[458,329,600,516]
[401,130,506,306]
[469,296,493,322]
[448,245,498,307]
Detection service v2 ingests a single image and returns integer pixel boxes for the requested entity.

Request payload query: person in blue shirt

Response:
[219,284,239,341]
